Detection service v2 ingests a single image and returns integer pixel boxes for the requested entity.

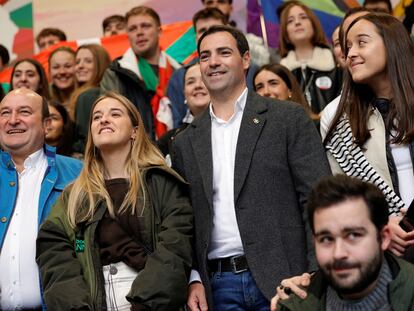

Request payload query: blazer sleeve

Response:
[36,193,93,311]
[286,105,332,270]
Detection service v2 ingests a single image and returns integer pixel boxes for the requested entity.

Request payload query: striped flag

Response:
[247,0,360,48]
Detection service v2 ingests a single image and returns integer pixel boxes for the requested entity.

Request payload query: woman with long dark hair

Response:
[37,92,193,310]
[324,13,414,256]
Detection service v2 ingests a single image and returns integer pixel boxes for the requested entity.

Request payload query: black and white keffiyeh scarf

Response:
[325,116,405,216]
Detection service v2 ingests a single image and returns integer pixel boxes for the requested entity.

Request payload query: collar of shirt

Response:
[18,148,46,173]
[209,88,248,125]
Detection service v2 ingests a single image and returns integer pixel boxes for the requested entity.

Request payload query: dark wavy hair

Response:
[325,13,414,146]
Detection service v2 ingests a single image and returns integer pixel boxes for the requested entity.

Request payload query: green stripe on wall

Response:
[10,3,33,29]
[1,83,10,93]
[166,27,197,64]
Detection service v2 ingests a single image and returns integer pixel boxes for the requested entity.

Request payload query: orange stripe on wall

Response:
[101,34,130,60]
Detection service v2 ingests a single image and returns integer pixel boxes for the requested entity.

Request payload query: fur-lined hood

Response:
[280,47,335,72]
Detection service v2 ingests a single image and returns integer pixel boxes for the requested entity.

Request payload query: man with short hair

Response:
[173,25,330,311]
[0,89,82,310]
[102,14,127,37]
[36,27,67,51]
[166,7,227,128]
[275,175,414,311]
[101,6,181,140]
[201,0,233,23]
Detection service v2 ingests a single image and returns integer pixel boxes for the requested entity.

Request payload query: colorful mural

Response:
[0,21,197,88]
[247,0,405,48]
[0,0,34,60]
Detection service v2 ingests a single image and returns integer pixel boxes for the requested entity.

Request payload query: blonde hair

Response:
[67,92,166,227]
[69,44,111,119]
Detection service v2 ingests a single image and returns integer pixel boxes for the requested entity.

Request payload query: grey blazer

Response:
[172,91,331,308]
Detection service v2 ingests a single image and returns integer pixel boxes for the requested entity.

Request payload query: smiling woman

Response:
[48,47,76,110]
[279,2,342,115]
[253,63,318,120]
[37,92,193,311]
[70,44,111,154]
[10,59,50,99]
[323,13,414,261]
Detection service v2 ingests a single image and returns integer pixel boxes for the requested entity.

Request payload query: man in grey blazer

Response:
[172,25,331,311]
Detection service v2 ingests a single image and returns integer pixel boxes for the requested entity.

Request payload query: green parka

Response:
[277,253,414,311]
[36,166,193,311]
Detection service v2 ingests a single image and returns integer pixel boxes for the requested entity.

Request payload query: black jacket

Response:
[101,58,155,139]
[291,65,342,114]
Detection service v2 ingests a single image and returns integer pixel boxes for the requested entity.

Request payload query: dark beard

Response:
[321,251,383,297]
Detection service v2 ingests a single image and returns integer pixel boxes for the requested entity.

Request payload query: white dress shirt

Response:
[189,88,248,283]
[0,148,48,310]
[208,88,247,260]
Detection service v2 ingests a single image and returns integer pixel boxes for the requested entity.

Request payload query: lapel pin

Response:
[253,118,260,124]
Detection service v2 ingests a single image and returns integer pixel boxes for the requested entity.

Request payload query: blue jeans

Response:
[210,271,270,311]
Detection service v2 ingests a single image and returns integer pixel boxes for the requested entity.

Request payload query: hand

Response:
[270,273,311,311]
[388,215,414,257]
[187,282,208,311]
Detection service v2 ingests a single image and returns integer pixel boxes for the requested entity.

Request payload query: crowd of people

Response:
[0,0,414,310]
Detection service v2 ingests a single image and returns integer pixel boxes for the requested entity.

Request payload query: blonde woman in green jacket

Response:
[36,92,193,311]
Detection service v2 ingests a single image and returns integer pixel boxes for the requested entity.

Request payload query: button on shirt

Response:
[0,149,48,310]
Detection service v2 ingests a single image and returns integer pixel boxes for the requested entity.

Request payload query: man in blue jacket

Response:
[0,88,82,310]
